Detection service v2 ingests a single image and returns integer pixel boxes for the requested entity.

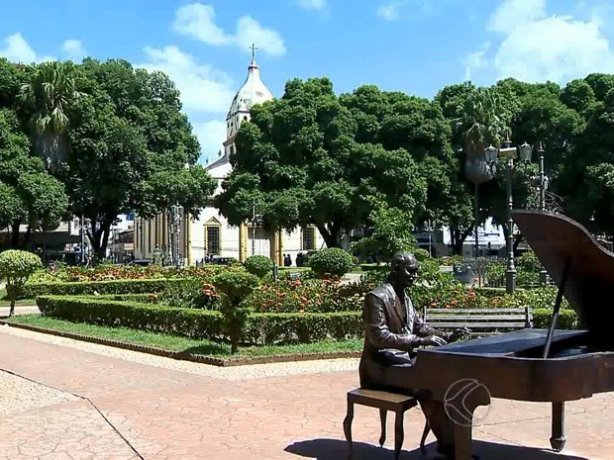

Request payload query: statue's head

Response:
[388,252,419,289]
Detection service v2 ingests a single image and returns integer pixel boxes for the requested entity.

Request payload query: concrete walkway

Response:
[0,325,612,459]
[0,305,40,317]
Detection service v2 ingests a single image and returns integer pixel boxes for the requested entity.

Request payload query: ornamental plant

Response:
[308,248,354,278]
[213,269,260,353]
[0,250,42,316]
[243,255,274,278]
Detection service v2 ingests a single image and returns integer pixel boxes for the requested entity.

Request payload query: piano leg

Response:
[454,422,473,460]
[550,402,566,452]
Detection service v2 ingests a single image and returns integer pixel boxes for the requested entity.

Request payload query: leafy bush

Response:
[532,308,577,329]
[36,295,364,345]
[413,248,431,261]
[243,255,274,278]
[0,250,42,315]
[213,270,261,353]
[37,296,224,338]
[517,250,545,272]
[308,248,354,278]
[29,264,226,283]
[159,278,219,309]
[23,278,186,298]
[245,277,364,313]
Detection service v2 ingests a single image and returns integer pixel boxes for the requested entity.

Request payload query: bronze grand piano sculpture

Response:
[385,210,614,460]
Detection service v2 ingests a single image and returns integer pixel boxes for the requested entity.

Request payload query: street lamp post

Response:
[426,219,434,257]
[466,149,498,259]
[483,140,532,294]
[80,215,85,265]
[251,205,263,257]
[534,142,550,284]
[537,142,547,211]
[169,204,184,266]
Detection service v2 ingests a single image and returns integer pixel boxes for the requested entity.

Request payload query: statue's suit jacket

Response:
[359,282,434,389]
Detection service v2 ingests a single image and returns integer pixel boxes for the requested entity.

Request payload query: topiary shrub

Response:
[0,250,42,316]
[213,270,261,353]
[413,248,431,261]
[243,255,274,278]
[308,248,354,278]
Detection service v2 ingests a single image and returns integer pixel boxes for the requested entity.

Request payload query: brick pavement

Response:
[0,329,613,459]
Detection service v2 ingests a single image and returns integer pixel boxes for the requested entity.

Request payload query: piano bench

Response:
[343,388,428,460]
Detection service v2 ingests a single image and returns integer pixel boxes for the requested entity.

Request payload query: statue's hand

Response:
[421,335,448,347]
[449,327,471,342]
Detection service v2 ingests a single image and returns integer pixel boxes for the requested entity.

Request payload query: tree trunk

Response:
[23,225,32,246]
[10,221,20,248]
[449,225,473,255]
[315,222,342,248]
[9,298,15,317]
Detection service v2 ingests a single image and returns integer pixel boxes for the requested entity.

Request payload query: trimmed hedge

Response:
[532,308,578,329]
[23,278,186,298]
[36,296,363,345]
[36,295,579,346]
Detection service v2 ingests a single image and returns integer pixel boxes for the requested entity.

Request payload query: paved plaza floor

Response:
[0,324,612,459]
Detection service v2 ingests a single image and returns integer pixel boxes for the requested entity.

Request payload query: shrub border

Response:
[0,319,360,367]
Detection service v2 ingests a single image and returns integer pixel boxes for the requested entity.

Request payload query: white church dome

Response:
[227,53,273,119]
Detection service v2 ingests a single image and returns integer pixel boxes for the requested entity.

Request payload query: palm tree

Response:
[455,88,512,259]
[458,88,511,183]
[18,61,82,169]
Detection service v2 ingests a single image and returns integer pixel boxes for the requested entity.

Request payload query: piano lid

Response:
[513,210,614,341]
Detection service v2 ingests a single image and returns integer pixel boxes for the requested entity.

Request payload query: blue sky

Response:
[2,0,614,163]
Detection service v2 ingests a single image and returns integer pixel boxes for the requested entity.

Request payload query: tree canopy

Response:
[0,58,216,258]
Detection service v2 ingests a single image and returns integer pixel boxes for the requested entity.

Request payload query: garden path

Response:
[0,325,612,459]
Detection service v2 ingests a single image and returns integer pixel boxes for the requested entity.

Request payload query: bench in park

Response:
[422,306,534,337]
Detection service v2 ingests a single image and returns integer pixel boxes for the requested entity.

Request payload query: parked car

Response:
[210,256,237,265]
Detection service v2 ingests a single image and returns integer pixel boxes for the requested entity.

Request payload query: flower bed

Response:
[30,264,227,283]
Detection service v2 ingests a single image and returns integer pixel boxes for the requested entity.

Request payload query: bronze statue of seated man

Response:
[359,252,469,459]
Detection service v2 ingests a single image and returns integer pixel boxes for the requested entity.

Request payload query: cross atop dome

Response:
[250,42,258,66]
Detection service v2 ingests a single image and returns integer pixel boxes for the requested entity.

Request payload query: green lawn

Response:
[6,314,363,358]
[0,288,36,308]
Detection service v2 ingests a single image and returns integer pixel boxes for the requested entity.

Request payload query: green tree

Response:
[213,270,260,353]
[0,249,42,316]
[217,78,428,248]
[18,61,82,168]
[351,204,416,262]
[52,59,216,259]
[0,108,68,248]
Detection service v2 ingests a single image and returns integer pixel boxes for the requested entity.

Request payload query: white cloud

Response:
[464,0,614,84]
[488,0,546,33]
[172,3,286,57]
[494,16,614,82]
[138,45,235,115]
[193,119,227,163]
[377,2,402,21]
[234,16,286,57]
[61,39,86,61]
[172,3,230,46]
[463,42,490,82]
[297,0,327,10]
[0,33,54,63]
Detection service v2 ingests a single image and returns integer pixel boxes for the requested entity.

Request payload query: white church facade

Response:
[134,52,324,265]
